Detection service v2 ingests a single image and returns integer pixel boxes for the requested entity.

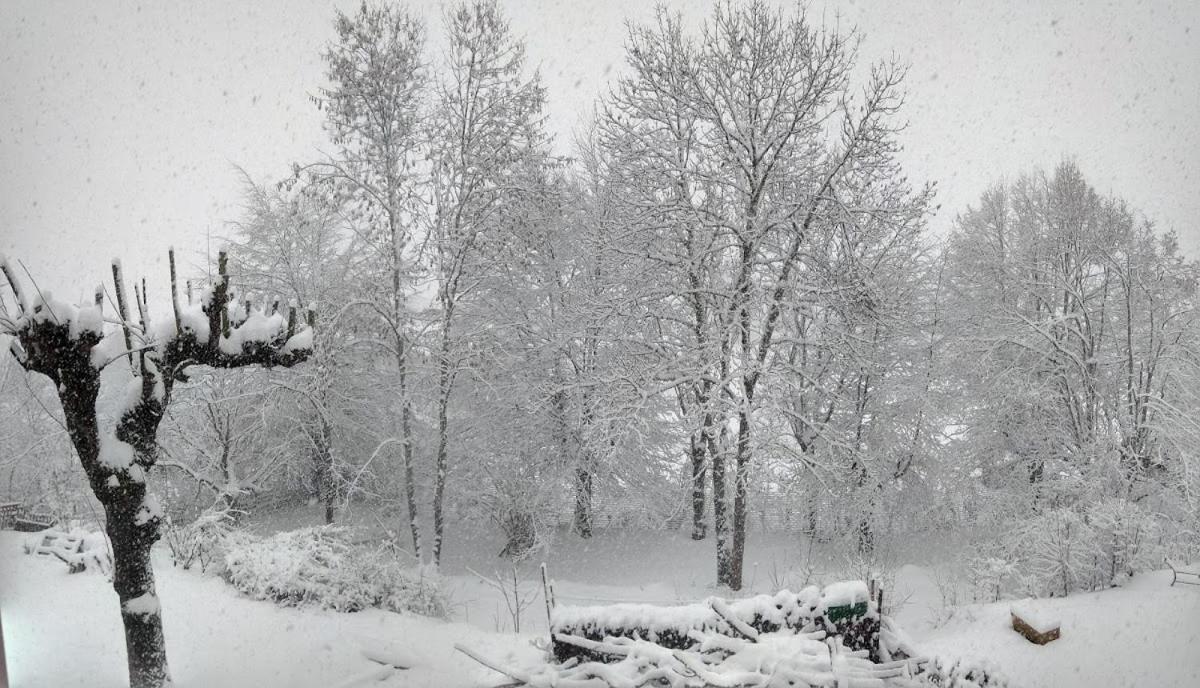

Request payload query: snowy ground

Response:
[2,526,1199,687]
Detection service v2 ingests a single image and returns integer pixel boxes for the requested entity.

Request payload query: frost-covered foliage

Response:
[164,503,242,573]
[968,498,1163,599]
[222,526,447,617]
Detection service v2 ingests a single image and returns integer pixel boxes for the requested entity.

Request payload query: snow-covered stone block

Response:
[1010,601,1061,645]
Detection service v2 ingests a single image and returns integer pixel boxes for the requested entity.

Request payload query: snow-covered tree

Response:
[0,252,313,688]
[424,0,550,563]
[595,0,930,588]
[944,161,1199,513]
[304,0,429,553]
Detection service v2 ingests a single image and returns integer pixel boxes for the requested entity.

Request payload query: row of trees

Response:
[4,3,1198,686]
[149,0,1195,590]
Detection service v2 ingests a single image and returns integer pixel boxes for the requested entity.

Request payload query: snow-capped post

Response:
[0,251,314,688]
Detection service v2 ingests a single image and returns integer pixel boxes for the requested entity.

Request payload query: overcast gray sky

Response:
[2,0,1197,301]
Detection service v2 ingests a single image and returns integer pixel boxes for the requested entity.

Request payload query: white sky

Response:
[1,0,1197,301]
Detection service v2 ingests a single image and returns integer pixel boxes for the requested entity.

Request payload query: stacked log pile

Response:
[456,579,1014,688]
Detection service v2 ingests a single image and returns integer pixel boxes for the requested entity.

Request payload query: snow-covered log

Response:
[462,582,1012,688]
[549,582,882,664]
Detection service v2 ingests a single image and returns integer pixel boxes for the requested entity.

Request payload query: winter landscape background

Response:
[1,1,1199,687]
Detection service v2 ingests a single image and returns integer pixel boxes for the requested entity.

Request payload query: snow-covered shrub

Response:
[965,551,1019,603]
[916,655,1009,688]
[1086,498,1160,587]
[222,526,447,617]
[164,503,242,573]
[1012,508,1094,597]
[971,498,1164,599]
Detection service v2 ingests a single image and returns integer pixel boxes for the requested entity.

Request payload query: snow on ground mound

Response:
[912,568,1200,688]
[0,532,534,688]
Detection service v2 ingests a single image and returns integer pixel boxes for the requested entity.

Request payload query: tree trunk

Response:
[106,500,170,688]
[729,407,752,591]
[59,372,172,687]
[313,417,335,525]
[432,328,452,565]
[572,465,593,538]
[399,344,421,560]
[689,435,707,540]
[709,429,732,588]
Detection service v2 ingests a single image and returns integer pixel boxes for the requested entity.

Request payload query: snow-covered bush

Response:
[965,551,1019,603]
[222,526,447,617]
[164,503,242,573]
[969,498,1165,599]
[1013,508,1093,597]
[917,655,1010,688]
[1086,498,1160,587]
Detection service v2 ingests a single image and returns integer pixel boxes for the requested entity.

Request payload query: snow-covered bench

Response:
[1166,558,1200,587]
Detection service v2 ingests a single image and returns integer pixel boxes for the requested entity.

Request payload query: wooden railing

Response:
[0,502,54,531]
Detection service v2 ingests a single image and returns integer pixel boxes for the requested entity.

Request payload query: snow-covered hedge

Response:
[222,526,447,617]
[969,498,1162,599]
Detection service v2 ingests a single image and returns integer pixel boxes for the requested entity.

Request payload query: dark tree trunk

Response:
[432,349,451,566]
[311,416,336,524]
[689,435,707,540]
[729,407,752,591]
[51,332,173,687]
[709,428,732,588]
[106,501,169,688]
[399,343,421,560]
[573,465,593,538]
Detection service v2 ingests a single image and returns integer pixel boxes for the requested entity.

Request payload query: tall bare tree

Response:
[305,1,428,554]
[597,0,929,588]
[425,0,548,564]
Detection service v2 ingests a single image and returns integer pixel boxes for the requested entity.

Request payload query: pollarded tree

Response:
[0,252,313,688]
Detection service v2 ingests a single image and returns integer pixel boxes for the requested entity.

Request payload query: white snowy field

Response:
[2,528,1199,688]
